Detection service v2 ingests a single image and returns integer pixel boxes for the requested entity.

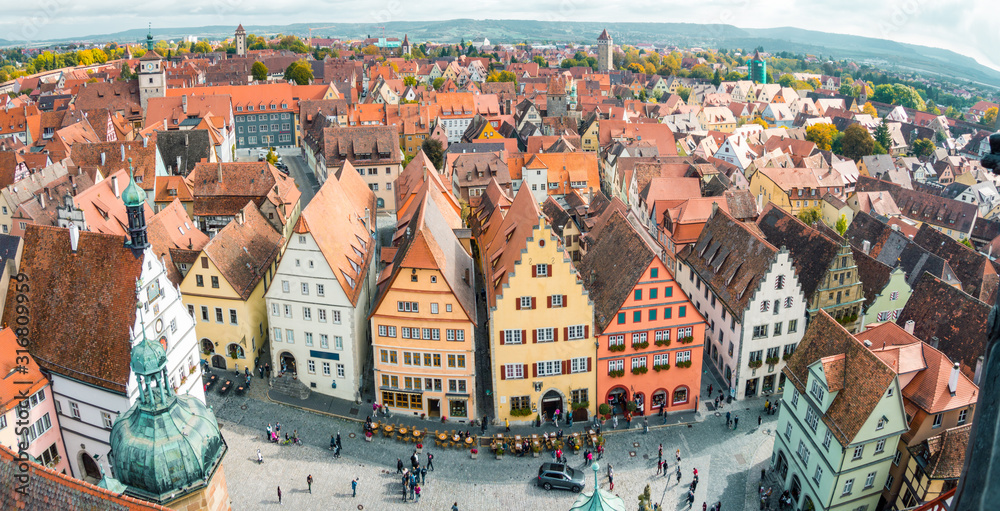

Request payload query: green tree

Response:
[724,71,744,81]
[191,41,213,53]
[984,107,998,127]
[840,124,876,162]
[676,86,691,102]
[961,238,974,248]
[486,70,516,83]
[251,61,269,81]
[805,123,839,151]
[797,207,822,225]
[838,83,855,96]
[432,77,445,91]
[911,138,935,158]
[403,76,417,87]
[283,59,313,85]
[689,64,713,80]
[835,214,848,236]
[778,74,795,88]
[532,55,546,67]
[711,68,722,86]
[873,121,891,151]
[421,137,444,170]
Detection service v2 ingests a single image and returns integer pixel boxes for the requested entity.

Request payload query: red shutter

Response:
[532,330,538,343]
[547,264,552,276]
[531,297,536,309]
[532,363,538,377]
[547,296,552,308]
[587,357,592,371]
[523,363,529,377]
[500,365,506,379]
[584,325,590,338]
[553,328,559,342]
[563,327,568,340]
[521,330,527,343]
[532,265,537,277]
[562,295,567,307]
[516,300,521,311]
[499,331,505,345]
[562,360,570,375]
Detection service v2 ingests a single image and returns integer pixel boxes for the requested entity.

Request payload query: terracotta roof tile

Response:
[910,424,971,479]
[2,225,142,394]
[146,199,209,286]
[203,203,284,300]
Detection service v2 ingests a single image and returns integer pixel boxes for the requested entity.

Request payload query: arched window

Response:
[227,343,245,360]
[672,386,689,405]
[201,338,214,355]
[377,197,385,208]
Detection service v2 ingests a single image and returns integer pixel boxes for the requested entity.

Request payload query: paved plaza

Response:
[210,373,780,510]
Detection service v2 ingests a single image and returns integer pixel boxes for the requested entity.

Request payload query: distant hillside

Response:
[13,19,1000,86]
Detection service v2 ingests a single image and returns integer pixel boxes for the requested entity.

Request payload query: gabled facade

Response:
[370,185,478,421]
[265,162,377,401]
[773,313,908,511]
[480,187,596,423]
[678,209,807,399]
[582,210,705,415]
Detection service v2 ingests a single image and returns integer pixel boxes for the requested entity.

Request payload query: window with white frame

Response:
[791,389,800,408]
[853,445,864,460]
[655,329,670,341]
[308,360,316,373]
[537,328,554,342]
[316,284,325,296]
[537,360,561,376]
[305,332,314,346]
[843,478,854,495]
[318,309,327,322]
[286,330,295,343]
[551,294,563,307]
[520,297,532,309]
[303,307,312,320]
[805,407,819,431]
[865,472,876,489]
[810,380,825,402]
[823,429,832,450]
[568,325,585,339]
[379,325,387,337]
[653,353,668,366]
[273,328,282,342]
[608,359,624,373]
[337,364,345,378]
[570,357,588,373]
[505,364,524,379]
[101,411,113,429]
[814,466,823,485]
[608,335,624,347]
[797,440,810,465]
[283,305,292,318]
[676,351,691,363]
[70,401,80,419]
[875,438,886,453]
[632,332,647,344]
[301,282,309,295]
[320,334,329,349]
[271,303,279,316]
[504,330,523,344]
[322,362,331,376]
[332,310,341,323]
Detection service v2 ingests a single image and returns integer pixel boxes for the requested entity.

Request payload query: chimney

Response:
[948,362,961,395]
[100,152,106,166]
[163,117,167,129]
[112,175,120,197]
[38,193,45,209]
[69,223,79,253]
[235,210,244,225]
[862,240,871,255]
[120,144,125,162]
[904,320,915,335]
[463,268,470,283]
[185,132,189,146]
[143,136,148,148]
[217,162,223,182]
[182,94,188,114]
[975,356,985,386]
[589,269,596,286]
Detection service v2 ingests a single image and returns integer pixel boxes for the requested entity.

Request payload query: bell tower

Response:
[122,159,149,253]
[235,24,246,56]
[137,25,165,111]
[597,29,613,73]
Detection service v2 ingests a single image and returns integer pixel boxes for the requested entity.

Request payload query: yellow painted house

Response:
[182,202,284,371]
[579,114,600,152]
[479,186,596,424]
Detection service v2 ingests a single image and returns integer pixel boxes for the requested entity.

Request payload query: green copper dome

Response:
[122,162,147,207]
[110,322,226,503]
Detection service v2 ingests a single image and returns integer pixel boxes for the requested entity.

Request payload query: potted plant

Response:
[441,416,447,423]
[416,443,423,454]
[599,403,611,421]
[535,413,542,427]
[365,430,373,442]
[189,365,197,374]
[609,344,626,352]
[783,352,794,362]
[765,356,780,366]
[421,413,426,420]
[626,401,638,413]
[571,400,590,411]
[654,339,670,347]
[632,366,648,375]
[654,363,670,372]
[532,443,541,457]
[679,336,695,344]
[608,369,625,378]
[470,448,478,459]
[748,359,763,369]
[632,340,649,350]
[677,360,693,368]
[496,446,505,459]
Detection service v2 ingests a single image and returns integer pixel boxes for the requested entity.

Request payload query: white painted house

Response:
[677,208,807,400]
[265,162,378,401]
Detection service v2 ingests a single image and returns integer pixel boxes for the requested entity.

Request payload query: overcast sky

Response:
[3,0,995,72]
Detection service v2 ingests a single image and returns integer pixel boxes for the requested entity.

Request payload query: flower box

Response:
[677,360,692,368]
[571,400,590,410]
[365,432,373,442]
[632,341,649,350]
[678,336,695,344]
[782,352,794,362]
[189,365,197,375]
[470,448,478,459]
[748,360,763,369]
[608,369,625,378]
[609,344,626,352]
[631,366,648,375]
[765,356,780,366]
[653,363,670,372]
[654,339,670,347]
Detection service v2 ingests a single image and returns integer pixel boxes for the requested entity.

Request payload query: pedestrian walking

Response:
[734,415,739,429]
[676,449,681,463]
[612,415,618,429]
[307,474,313,494]
[658,444,663,463]
[663,461,669,477]
[267,423,272,439]
[352,478,358,497]
[420,466,427,484]
[607,464,614,491]
[336,432,342,449]
[708,384,713,395]
[758,415,762,427]
[703,503,708,511]
[725,411,731,428]
[257,449,263,464]
[277,486,282,505]
[397,458,404,474]
[676,466,682,483]
[481,417,488,434]
[656,460,663,474]
[452,503,459,511]
[687,489,695,507]
[644,417,649,433]
[693,468,698,477]
[626,413,632,429]
[415,484,421,502]
[505,417,510,432]
[427,452,434,471]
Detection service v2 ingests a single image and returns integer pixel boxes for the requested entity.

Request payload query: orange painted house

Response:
[580,210,706,416]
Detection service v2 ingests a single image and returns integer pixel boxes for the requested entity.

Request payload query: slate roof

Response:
[783,311,899,446]
[541,196,573,238]
[155,130,212,175]
[579,210,655,332]
[187,161,299,220]
[322,125,401,166]
[912,223,999,303]
[756,203,841,299]
[203,203,283,301]
[2,225,142,394]
[897,273,989,381]
[855,176,976,234]
[678,209,779,322]
[0,445,170,510]
[852,247,895,313]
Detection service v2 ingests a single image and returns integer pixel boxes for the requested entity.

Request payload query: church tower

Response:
[597,29,613,73]
[122,159,149,253]
[401,34,411,57]
[748,49,768,84]
[137,27,165,111]
[235,24,246,56]
[109,331,231,510]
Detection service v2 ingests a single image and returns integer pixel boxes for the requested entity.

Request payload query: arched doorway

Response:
[201,338,214,355]
[280,352,297,374]
[606,386,628,415]
[801,495,816,511]
[211,354,227,370]
[540,389,563,422]
[790,474,802,502]
[79,452,101,483]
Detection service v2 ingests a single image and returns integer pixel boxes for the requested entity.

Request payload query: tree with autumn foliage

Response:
[984,107,998,127]
[806,123,839,151]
